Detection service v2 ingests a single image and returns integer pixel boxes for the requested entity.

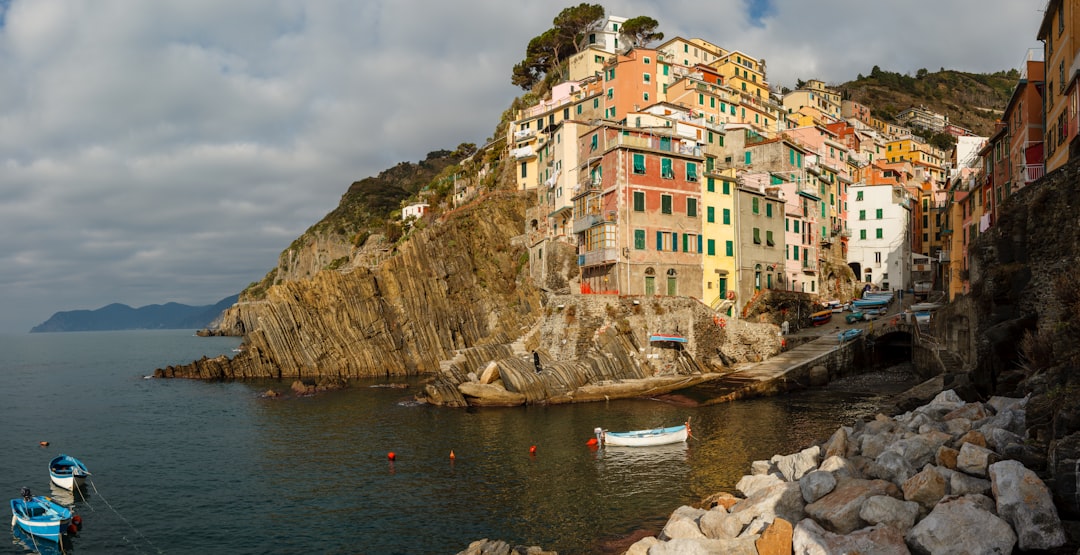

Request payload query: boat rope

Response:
[87,478,163,554]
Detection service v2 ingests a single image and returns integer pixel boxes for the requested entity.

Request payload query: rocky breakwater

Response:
[627,390,1068,554]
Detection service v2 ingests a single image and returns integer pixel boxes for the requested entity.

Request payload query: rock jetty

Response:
[460,389,1071,554]
[626,389,1066,554]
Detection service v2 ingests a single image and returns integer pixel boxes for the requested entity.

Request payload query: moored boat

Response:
[838,328,862,342]
[49,454,89,491]
[595,420,691,447]
[10,488,73,542]
[810,310,832,326]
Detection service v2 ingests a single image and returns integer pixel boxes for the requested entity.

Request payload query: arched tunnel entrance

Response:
[869,329,914,368]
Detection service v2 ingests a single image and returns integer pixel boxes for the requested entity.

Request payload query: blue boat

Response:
[838,329,862,343]
[851,298,889,309]
[595,419,691,447]
[10,488,73,542]
[49,454,90,491]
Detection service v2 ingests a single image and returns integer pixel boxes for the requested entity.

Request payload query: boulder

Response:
[799,470,837,504]
[949,470,991,496]
[871,450,916,486]
[750,459,776,476]
[989,460,1067,550]
[792,519,909,555]
[821,427,850,459]
[658,505,706,540]
[736,473,784,498]
[478,361,500,384]
[986,395,1027,414]
[885,431,951,469]
[982,427,1023,453]
[905,495,1016,555]
[859,431,898,459]
[647,536,759,555]
[902,466,947,510]
[858,494,920,532]
[623,535,658,555]
[773,445,821,482]
[803,478,899,535]
[935,445,958,469]
[818,455,861,480]
[952,429,986,449]
[956,442,999,478]
[729,482,806,526]
[942,416,972,437]
[943,402,989,422]
[698,506,742,540]
[699,491,739,511]
[975,409,1026,437]
[754,518,793,555]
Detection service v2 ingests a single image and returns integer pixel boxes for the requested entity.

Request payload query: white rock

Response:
[624,535,658,555]
[905,495,1016,555]
[858,494,920,532]
[792,519,909,555]
[955,442,999,478]
[736,473,783,497]
[774,445,821,482]
[989,460,1067,551]
[646,536,759,555]
[986,395,1027,414]
[659,505,706,541]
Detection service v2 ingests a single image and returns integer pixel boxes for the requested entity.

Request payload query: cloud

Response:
[0,0,1045,332]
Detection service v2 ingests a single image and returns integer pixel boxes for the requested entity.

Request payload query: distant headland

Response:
[30,295,238,333]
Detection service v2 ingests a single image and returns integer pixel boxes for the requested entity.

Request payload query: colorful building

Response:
[1037,0,1079,172]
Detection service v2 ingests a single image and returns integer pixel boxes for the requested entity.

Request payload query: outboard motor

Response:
[20,487,32,502]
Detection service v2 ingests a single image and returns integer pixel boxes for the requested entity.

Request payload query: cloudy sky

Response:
[0,0,1044,333]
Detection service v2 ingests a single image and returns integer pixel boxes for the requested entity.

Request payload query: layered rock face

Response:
[156,192,543,380]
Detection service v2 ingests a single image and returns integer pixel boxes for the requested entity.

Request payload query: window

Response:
[753,228,761,244]
[766,203,773,217]
[590,134,598,151]
[856,191,863,201]
[745,151,752,165]
[793,245,800,261]
[794,220,800,233]
[725,240,734,256]
[874,252,882,263]
[876,208,883,219]
[633,153,646,174]
[671,232,679,252]
[722,180,730,194]
[860,229,866,240]
[859,210,866,220]
[686,162,698,182]
[707,177,715,192]
[643,73,651,84]
[633,191,645,211]
[661,194,672,214]
[707,206,715,223]
[656,231,663,250]
[876,228,883,239]
[634,229,646,250]
[687,198,698,217]
[520,162,527,178]
[752,197,760,214]
[607,88,613,99]
[766,230,775,246]
[643,92,650,102]
[661,158,674,179]
[723,208,730,224]
[643,56,650,64]
[707,239,716,255]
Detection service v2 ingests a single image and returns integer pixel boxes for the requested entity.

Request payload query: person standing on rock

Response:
[533,351,542,373]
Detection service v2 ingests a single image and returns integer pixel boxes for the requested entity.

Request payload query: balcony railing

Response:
[1023,164,1045,184]
[573,212,605,234]
[578,247,619,267]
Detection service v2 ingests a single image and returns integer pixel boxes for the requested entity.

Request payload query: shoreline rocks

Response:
[624,389,1069,554]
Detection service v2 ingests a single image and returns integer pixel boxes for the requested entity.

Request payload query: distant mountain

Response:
[30,295,239,333]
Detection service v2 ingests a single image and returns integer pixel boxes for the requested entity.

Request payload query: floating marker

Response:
[449,450,456,460]
[529,445,537,455]
[39,441,48,447]
[586,438,598,447]
[387,452,396,461]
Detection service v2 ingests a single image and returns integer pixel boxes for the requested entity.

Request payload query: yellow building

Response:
[782,79,842,120]
[711,50,769,100]
[702,169,739,314]
[657,37,726,70]
[885,137,946,184]
[1037,0,1079,172]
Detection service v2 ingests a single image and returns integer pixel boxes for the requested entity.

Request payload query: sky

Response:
[0,0,1046,333]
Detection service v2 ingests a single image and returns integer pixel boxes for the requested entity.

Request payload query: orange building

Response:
[1037,0,1080,172]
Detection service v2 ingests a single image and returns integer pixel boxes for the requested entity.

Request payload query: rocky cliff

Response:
[157,191,543,380]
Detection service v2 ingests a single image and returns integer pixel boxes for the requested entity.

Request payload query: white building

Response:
[402,202,429,221]
[846,183,913,291]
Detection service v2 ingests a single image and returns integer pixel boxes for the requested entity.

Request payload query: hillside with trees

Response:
[834,66,1019,137]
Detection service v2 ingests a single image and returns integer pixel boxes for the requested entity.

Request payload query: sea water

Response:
[0,330,916,554]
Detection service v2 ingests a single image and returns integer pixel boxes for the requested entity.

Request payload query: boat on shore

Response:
[838,329,862,343]
[595,420,691,447]
[10,488,74,542]
[810,310,832,326]
[49,454,89,491]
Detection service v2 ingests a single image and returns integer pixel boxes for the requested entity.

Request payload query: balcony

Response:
[578,247,619,267]
[573,212,605,234]
[511,146,535,160]
[514,129,536,142]
[1023,164,1045,184]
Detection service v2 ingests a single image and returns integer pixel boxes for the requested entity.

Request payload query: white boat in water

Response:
[595,419,691,447]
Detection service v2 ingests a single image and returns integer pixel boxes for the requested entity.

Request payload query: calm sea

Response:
[0,330,916,554]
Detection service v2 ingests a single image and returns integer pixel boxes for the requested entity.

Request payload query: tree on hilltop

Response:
[621,16,663,48]
[513,3,605,90]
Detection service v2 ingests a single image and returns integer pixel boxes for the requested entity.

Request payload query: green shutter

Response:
[722,181,730,194]
[707,206,715,223]
[672,232,679,252]
[726,241,733,256]
[634,229,645,249]
[707,239,716,256]
[766,203,773,217]
[656,231,663,250]
[723,208,730,224]
[707,177,715,192]
[633,153,645,174]
[682,233,688,252]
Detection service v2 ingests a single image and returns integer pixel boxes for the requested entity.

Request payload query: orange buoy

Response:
[449,450,456,460]
[39,441,49,447]
[586,438,598,447]
[67,523,78,535]
[529,445,537,455]
[387,452,396,461]
[72,515,82,527]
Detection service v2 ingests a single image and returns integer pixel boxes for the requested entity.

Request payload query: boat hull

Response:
[48,455,89,492]
[602,425,688,447]
[10,497,72,542]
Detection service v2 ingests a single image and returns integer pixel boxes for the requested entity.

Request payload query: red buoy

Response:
[449,450,456,460]
[529,445,537,455]
[67,523,78,535]
[387,452,396,461]
[586,438,598,447]
[72,515,83,526]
